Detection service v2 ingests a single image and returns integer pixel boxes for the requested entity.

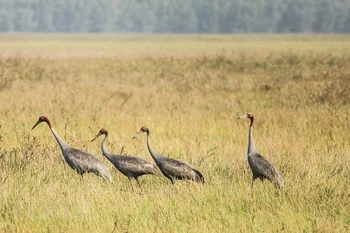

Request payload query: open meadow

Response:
[0,34,349,232]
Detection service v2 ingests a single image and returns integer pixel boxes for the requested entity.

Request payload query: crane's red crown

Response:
[91,128,108,142]
[237,113,254,127]
[32,115,52,129]
[39,115,48,121]
[99,128,108,135]
[140,126,150,133]
[247,113,254,127]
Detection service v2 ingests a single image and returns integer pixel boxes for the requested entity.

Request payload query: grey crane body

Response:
[91,128,160,190]
[32,115,112,183]
[107,155,158,179]
[238,113,283,190]
[133,126,204,184]
[63,147,112,179]
[248,151,282,185]
[155,156,204,184]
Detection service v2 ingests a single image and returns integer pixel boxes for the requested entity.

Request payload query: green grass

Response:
[0,34,349,232]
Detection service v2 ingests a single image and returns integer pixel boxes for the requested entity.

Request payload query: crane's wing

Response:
[249,152,283,188]
[116,155,159,175]
[160,157,200,181]
[65,148,111,180]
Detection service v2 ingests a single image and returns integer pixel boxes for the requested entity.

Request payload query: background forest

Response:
[0,0,349,33]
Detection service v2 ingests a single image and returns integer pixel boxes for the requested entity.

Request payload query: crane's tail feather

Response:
[193,168,205,184]
[274,174,283,190]
[152,166,163,177]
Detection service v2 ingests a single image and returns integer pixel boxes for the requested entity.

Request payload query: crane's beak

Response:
[31,120,42,130]
[132,130,142,140]
[237,114,248,120]
[91,132,102,142]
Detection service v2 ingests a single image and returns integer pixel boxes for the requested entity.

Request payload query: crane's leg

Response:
[128,177,134,192]
[251,175,257,188]
[135,177,143,192]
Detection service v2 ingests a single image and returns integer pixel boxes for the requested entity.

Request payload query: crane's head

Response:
[237,113,254,127]
[132,126,149,140]
[32,115,52,130]
[91,128,108,142]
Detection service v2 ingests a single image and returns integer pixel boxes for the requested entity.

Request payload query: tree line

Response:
[0,0,349,33]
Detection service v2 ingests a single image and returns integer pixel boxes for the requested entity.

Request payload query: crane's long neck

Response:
[146,131,161,161]
[50,127,69,153]
[248,126,257,155]
[101,134,116,162]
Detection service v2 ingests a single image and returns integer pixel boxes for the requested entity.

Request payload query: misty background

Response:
[0,0,349,33]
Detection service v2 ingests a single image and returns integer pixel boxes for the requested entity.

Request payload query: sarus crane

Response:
[91,128,160,191]
[32,115,112,182]
[237,113,283,190]
[133,126,204,184]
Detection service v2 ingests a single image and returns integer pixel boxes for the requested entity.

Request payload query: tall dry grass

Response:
[0,34,349,232]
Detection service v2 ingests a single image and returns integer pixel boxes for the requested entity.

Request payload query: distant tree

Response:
[12,4,36,32]
[153,0,171,33]
[217,0,240,33]
[63,0,78,32]
[330,2,349,33]
[344,10,350,33]
[276,0,303,33]
[312,1,332,32]
[114,1,135,32]
[33,0,54,32]
[238,2,254,32]
[73,0,89,32]
[195,0,220,33]
[170,1,197,33]
[87,1,109,32]
[0,10,13,31]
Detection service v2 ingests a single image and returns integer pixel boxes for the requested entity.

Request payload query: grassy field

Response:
[0,34,349,232]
